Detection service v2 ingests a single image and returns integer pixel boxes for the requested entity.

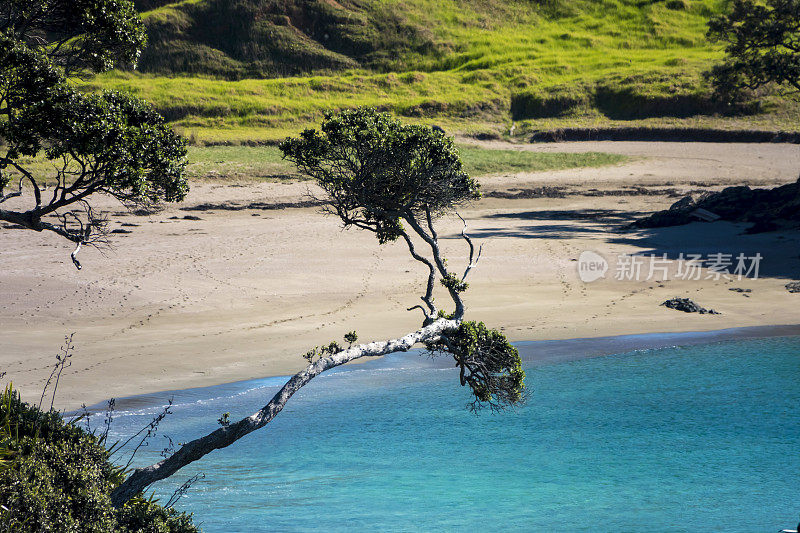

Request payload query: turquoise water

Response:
[103,336,800,532]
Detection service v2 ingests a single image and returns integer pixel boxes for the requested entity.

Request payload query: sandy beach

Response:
[2,140,799,410]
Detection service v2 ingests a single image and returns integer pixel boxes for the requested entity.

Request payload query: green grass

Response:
[457,146,628,176]
[6,145,628,184]
[184,145,293,180]
[78,0,800,143]
[183,145,629,180]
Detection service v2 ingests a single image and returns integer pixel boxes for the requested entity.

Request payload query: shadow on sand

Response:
[474,209,800,280]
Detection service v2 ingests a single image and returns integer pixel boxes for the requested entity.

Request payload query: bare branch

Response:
[0,177,23,204]
[402,213,465,317]
[37,333,75,413]
[165,473,205,509]
[457,213,482,283]
[70,241,83,270]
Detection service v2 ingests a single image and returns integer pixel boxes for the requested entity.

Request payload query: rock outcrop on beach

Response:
[786,282,800,293]
[631,177,800,232]
[661,297,720,314]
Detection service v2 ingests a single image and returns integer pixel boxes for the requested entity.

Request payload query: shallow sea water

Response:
[101,335,800,532]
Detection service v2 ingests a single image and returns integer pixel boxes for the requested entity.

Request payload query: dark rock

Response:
[111,229,133,234]
[183,215,202,221]
[728,287,752,293]
[660,297,720,314]
[786,282,800,293]
[669,195,694,211]
[631,177,800,230]
[633,209,693,228]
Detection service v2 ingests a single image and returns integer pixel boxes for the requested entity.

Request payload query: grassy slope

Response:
[82,0,800,143]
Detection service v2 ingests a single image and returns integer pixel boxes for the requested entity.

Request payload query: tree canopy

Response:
[1,0,146,76]
[281,108,479,244]
[0,0,187,268]
[707,0,800,97]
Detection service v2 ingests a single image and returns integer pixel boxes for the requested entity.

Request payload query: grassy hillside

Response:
[134,0,440,78]
[82,0,800,143]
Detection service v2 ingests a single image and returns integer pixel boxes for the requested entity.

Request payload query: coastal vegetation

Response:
[3,3,529,512]
[2,0,800,529]
[0,384,197,531]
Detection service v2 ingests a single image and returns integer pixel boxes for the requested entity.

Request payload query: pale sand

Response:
[1,141,799,410]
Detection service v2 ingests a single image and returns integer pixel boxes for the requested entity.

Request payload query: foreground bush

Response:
[0,386,197,532]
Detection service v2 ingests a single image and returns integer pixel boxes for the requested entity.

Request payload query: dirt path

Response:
[462,139,800,190]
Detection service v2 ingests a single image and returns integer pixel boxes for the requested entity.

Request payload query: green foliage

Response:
[440,273,468,293]
[0,0,188,251]
[49,90,188,203]
[303,340,344,362]
[217,412,231,427]
[707,0,800,99]
[280,108,479,244]
[0,386,197,532]
[428,321,525,411]
[117,497,198,532]
[2,0,146,75]
[344,331,358,345]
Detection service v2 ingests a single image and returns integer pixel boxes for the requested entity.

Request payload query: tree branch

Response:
[110,316,461,507]
[0,177,23,204]
[457,213,482,283]
[402,212,465,317]
[400,232,437,318]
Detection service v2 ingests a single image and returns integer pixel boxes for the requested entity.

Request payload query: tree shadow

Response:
[471,208,799,279]
[469,209,645,240]
[607,221,800,280]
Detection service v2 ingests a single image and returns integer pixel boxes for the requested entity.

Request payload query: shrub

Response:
[0,386,197,532]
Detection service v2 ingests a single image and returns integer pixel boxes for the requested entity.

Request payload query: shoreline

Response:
[83,323,800,415]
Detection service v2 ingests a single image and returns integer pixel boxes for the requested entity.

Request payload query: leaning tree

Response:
[707,0,800,99]
[109,108,526,507]
[0,0,188,268]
